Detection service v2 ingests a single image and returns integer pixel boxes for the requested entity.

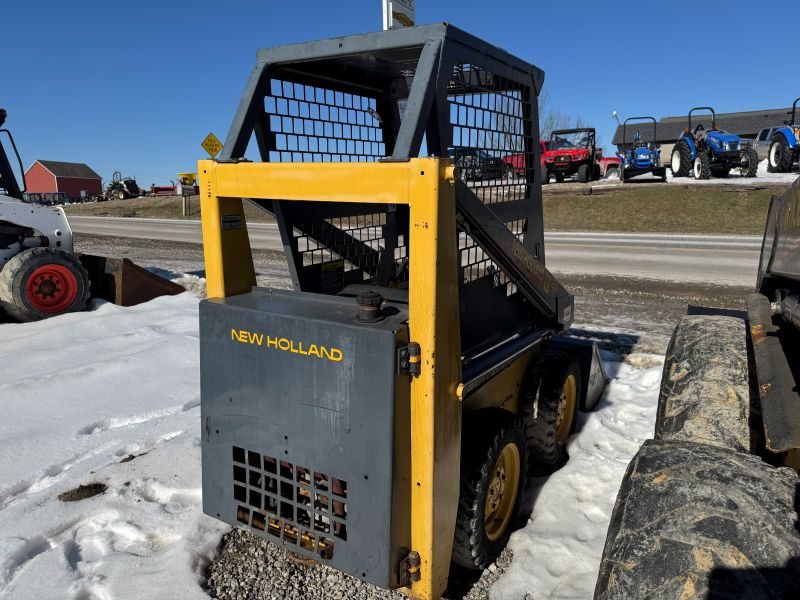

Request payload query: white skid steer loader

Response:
[0,108,183,322]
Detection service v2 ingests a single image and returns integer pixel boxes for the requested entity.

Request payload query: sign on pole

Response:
[201,132,223,158]
[382,0,415,30]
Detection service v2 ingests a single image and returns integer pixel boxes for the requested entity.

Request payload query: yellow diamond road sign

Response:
[202,132,223,158]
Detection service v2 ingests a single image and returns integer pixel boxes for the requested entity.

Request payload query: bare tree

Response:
[490,87,597,153]
[538,88,591,140]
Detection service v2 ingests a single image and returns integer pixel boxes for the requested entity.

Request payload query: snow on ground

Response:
[492,338,664,599]
[549,159,798,188]
[664,158,797,186]
[0,294,226,600]
[0,292,664,600]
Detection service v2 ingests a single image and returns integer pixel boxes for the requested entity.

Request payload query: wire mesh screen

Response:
[261,78,406,292]
[264,79,387,163]
[447,62,534,296]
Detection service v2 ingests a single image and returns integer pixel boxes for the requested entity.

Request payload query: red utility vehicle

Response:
[543,128,619,183]
[501,141,548,178]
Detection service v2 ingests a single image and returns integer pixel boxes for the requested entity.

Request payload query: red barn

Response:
[25,160,102,200]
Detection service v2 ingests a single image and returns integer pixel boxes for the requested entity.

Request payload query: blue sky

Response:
[3,1,793,184]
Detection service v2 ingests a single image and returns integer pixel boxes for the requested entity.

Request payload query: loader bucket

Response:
[78,254,185,307]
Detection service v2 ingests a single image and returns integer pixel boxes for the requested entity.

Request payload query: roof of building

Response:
[33,160,102,180]
[612,107,796,145]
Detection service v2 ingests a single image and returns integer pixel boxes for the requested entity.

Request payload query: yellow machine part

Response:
[461,351,537,415]
[199,158,463,600]
[177,172,197,185]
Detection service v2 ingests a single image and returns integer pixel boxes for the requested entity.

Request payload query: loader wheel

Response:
[692,151,710,180]
[655,315,754,453]
[768,133,794,173]
[594,439,800,600]
[0,248,90,322]
[116,190,126,201]
[453,409,527,570]
[740,145,759,178]
[670,138,692,177]
[522,350,580,474]
[577,163,591,183]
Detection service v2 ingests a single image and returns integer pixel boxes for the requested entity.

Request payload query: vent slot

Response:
[232,446,348,560]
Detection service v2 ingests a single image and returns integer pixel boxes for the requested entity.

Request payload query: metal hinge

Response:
[398,550,421,587]
[398,343,421,376]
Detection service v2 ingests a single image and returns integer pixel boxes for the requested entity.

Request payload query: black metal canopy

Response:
[219,23,572,358]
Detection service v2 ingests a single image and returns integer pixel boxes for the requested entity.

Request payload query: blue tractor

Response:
[767,97,800,173]
[670,107,758,179]
[618,116,667,183]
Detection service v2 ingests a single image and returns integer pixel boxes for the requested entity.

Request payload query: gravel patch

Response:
[206,528,512,600]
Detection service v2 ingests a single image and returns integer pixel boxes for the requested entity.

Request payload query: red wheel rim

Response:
[25,264,79,313]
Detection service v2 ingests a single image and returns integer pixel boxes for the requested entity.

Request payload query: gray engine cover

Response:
[200,288,410,588]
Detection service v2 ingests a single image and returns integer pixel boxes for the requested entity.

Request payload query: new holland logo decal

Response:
[230,329,343,362]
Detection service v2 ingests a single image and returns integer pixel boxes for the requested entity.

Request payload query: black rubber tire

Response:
[0,248,90,322]
[595,439,800,600]
[768,133,794,173]
[655,315,753,453]
[577,163,591,183]
[693,150,711,180]
[671,138,692,177]
[521,350,581,474]
[543,169,551,184]
[452,409,528,570]
[740,145,759,178]
[555,173,565,183]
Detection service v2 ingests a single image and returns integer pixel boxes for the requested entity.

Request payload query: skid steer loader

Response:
[199,24,607,600]
[0,108,184,322]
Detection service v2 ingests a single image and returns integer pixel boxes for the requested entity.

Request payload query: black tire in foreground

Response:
[452,409,528,570]
[671,138,693,177]
[0,248,90,322]
[555,173,565,183]
[768,133,795,173]
[595,439,800,600]
[578,163,591,183]
[655,315,753,453]
[522,350,581,474]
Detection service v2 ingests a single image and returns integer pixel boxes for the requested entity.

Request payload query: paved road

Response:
[69,216,761,287]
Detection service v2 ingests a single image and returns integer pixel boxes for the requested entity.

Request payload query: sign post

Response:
[382,0,415,30]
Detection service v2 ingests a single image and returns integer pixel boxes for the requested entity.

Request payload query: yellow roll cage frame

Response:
[200,157,463,600]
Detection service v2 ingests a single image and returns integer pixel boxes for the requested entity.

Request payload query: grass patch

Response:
[543,185,774,235]
[66,185,777,235]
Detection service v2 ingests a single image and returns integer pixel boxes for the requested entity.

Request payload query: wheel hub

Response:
[484,443,520,542]
[25,263,79,313]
